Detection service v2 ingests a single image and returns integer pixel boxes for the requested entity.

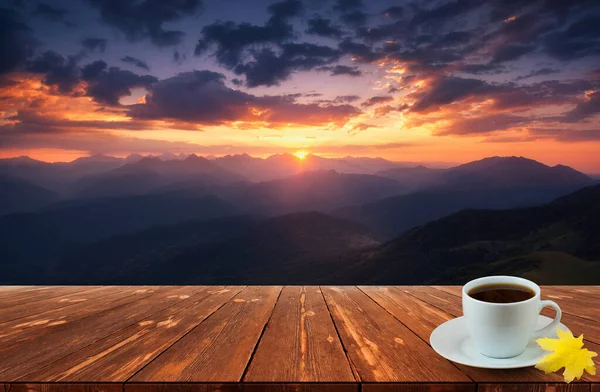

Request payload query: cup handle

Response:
[533,300,562,338]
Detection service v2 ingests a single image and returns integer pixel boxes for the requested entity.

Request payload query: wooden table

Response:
[0,286,598,392]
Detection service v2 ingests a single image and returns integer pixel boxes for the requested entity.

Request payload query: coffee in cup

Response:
[462,276,562,358]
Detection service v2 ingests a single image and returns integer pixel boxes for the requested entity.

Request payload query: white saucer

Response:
[430,315,569,369]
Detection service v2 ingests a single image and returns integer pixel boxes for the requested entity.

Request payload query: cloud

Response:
[0,8,36,75]
[121,56,150,71]
[128,70,360,127]
[88,0,202,47]
[84,65,157,106]
[319,65,362,77]
[347,123,377,135]
[528,128,600,142]
[410,77,493,112]
[382,6,404,19]
[436,113,533,135]
[362,95,394,107]
[306,17,343,38]
[334,95,360,103]
[194,0,302,68]
[515,68,560,81]
[491,44,536,63]
[544,16,600,60]
[27,51,81,94]
[563,90,600,121]
[82,38,107,53]
[33,3,68,21]
[233,43,341,87]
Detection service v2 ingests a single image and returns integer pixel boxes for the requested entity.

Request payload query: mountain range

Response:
[0,153,597,284]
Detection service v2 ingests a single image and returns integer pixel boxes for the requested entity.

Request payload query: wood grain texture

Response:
[0,286,195,381]
[361,384,476,392]
[0,286,157,346]
[431,286,600,346]
[359,286,454,339]
[0,286,598,389]
[0,287,94,310]
[18,287,243,382]
[0,286,117,324]
[3,383,121,392]
[477,384,591,392]
[244,286,355,383]
[130,286,282,382]
[244,383,358,392]
[321,286,470,383]
[125,383,242,392]
[362,287,570,383]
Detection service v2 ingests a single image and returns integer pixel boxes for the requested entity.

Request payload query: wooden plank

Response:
[130,286,282,383]
[0,287,94,310]
[431,286,600,346]
[0,286,117,323]
[244,384,358,392]
[422,287,598,383]
[399,286,463,317]
[20,287,244,382]
[125,384,242,392]
[477,384,590,392]
[0,286,157,346]
[3,383,122,392]
[361,384,476,392]
[244,286,355,383]
[362,286,573,383]
[0,286,198,381]
[359,286,453,339]
[320,286,470,383]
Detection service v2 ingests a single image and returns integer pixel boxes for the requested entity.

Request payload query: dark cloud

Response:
[173,50,186,64]
[0,8,36,75]
[233,43,341,87]
[437,113,532,135]
[121,56,150,71]
[33,3,68,21]
[194,0,302,68]
[128,70,360,126]
[544,16,600,60]
[340,11,367,27]
[515,68,560,81]
[528,128,600,142]
[82,38,107,53]
[195,21,293,67]
[459,63,505,75]
[410,77,493,112]
[491,44,536,63]
[267,0,303,21]
[333,0,363,12]
[319,65,362,77]
[306,17,343,38]
[81,60,107,80]
[85,66,157,106]
[88,0,202,47]
[411,0,482,27]
[382,6,404,19]
[27,51,80,93]
[334,95,360,103]
[362,95,393,107]
[338,39,382,62]
[563,90,600,121]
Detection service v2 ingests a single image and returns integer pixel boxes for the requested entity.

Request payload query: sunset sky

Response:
[1,0,599,171]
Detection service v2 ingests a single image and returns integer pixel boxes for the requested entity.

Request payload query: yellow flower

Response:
[535,328,597,383]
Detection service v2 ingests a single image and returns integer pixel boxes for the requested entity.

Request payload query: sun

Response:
[294,150,309,160]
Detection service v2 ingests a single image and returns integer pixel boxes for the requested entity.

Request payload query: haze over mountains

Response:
[0,152,597,284]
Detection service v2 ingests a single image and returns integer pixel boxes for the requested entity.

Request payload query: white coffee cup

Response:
[462,275,562,358]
